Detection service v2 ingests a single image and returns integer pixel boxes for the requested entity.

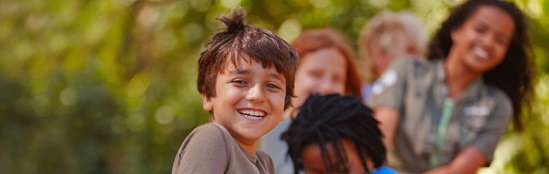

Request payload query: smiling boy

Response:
[171,8,298,174]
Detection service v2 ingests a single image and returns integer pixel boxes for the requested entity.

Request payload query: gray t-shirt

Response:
[172,123,275,174]
[368,59,512,173]
[259,117,294,174]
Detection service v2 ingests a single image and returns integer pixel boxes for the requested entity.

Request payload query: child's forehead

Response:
[220,55,282,75]
[304,137,354,153]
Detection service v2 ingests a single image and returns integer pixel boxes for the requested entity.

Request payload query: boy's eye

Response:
[266,83,281,89]
[231,79,248,85]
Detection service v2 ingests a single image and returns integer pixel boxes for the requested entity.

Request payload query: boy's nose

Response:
[245,84,266,103]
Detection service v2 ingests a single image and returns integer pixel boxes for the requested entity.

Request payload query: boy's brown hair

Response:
[197,8,298,109]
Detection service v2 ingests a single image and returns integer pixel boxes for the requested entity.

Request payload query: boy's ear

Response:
[202,94,213,112]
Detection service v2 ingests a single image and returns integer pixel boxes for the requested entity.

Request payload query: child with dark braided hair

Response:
[282,94,397,174]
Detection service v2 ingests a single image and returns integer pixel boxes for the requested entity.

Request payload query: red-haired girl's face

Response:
[293,48,347,108]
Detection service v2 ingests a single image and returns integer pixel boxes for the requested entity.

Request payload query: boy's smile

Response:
[202,56,286,154]
[238,109,267,120]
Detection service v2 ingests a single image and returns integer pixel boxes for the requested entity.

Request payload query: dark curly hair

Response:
[197,8,298,109]
[282,94,386,173]
[427,0,535,131]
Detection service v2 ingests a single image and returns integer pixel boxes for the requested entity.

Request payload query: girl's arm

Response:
[373,107,400,151]
[424,146,486,174]
[426,90,513,174]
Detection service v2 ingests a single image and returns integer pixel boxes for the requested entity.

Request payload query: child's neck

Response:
[444,56,481,99]
[233,137,258,154]
[211,121,259,154]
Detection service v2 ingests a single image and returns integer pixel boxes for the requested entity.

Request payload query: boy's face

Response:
[202,56,286,148]
[301,138,371,174]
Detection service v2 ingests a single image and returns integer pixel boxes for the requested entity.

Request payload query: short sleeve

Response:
[367,58,412,111]
[472,91,512,163]
[172,124,229,174]
[256,151,275,174]
[259,117,293,173]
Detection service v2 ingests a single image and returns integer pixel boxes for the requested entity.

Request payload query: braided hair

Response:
[282,94,386,174]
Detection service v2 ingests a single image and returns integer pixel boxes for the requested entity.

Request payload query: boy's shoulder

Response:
[187,123,230,142]
[180,123,233,153]
[193,122,226,132]
[172,123,231,174]
[256,150,273,164]
[256,150,275,173]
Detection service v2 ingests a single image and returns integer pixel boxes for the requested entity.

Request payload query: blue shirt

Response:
[371,166,399,174]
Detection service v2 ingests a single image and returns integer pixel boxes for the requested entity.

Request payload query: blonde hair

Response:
[358,10,426,82]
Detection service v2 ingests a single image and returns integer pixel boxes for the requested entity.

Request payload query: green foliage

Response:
[0,0,547,173]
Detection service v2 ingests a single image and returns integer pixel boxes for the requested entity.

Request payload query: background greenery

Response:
[0,0,547,173]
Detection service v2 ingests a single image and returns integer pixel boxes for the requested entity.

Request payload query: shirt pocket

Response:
[460,103,493,143]
[465,104,492,129]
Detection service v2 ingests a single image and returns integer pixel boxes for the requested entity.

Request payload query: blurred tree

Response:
[0,0,547,173]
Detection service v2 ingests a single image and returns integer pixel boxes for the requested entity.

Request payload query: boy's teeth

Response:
[473,47,488,59]
[243,114,262,120]
[239,110,266,117]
